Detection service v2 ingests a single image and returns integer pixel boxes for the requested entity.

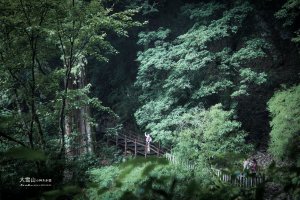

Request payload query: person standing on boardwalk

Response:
[243,158,251,172]
[145,133,152,153]
[242,158,252,177]
[251,158,258,174]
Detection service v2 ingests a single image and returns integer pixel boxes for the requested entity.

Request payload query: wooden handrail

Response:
[164,153,265,188]
[106,132,167,156]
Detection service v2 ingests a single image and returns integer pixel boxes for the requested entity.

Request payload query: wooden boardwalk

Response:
[106,132,169,157]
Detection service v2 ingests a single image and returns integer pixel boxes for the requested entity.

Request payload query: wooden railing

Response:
[106,132,169,157]
[165,153,264,188]
[213,169,265,188]
[164,153,195,170]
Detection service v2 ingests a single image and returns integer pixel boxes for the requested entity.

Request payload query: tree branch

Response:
[0,131,27,147]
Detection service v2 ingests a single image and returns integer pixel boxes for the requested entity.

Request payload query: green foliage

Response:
[267,84,300,161]
[66,153,99,185]
[137,27,171,47]
[0,0,299,199]
[266,162,300,200]
[86,157,258,200]
[1,147,46,161]
[60,84,112,115]
[275,0,300,46]
[0,0,140,145]
[134,1,272,146]
[181,2,225,21]
[42,185,83,200]
[45,0,142,62]
[0,0,141,198]
[202,104,251,158]
[86,157,171,199]
[275,0,300,27]
[173,104,251,170]
[0,0,141,147]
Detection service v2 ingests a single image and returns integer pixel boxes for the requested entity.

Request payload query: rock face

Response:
[250,151,293,170]
[250,151,274,170]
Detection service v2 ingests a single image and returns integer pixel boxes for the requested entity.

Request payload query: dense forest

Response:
[0,0,299,199]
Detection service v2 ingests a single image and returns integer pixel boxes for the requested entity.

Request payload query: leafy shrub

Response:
[173,104,252,172]
[267,84,300,162]
[85,157,258,200]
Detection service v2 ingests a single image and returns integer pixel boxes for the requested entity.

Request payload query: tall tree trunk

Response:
[85,107,93,153]
[65,99,73,157]
[77,62,93,154]
[78,106,93,154]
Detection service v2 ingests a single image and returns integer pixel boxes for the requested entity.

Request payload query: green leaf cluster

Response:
[267,84,300,161]
[275,0,300,46]
[173,104,251,169]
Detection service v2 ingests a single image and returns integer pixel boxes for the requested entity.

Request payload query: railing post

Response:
[157,141,160,157]
[144,142,147,158]
[134,139,137,157]
[125,135,127,156]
